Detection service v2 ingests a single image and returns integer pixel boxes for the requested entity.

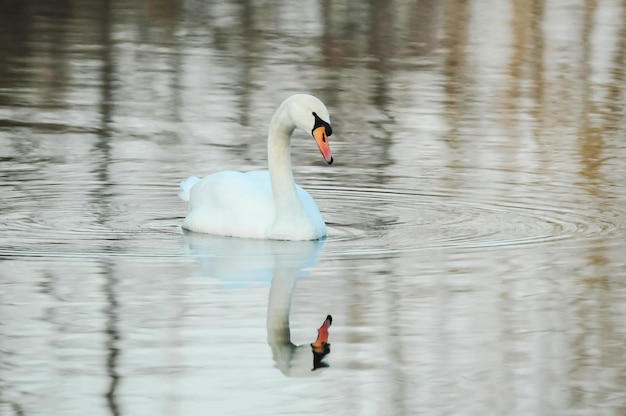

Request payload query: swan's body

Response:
[179,94,334,241]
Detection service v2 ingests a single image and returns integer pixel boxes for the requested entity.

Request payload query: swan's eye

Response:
[312,112,332,138]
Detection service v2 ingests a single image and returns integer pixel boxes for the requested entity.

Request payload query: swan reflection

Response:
[182,232,332,376]
[268,269,332,376]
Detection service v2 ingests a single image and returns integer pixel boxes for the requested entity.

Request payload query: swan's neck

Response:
[267,103,300,212]
[266,269,297,347]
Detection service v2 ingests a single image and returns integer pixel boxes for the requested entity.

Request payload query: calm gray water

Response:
[1,1,626,415]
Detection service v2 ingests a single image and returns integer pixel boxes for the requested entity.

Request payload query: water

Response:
[1,0,625,415]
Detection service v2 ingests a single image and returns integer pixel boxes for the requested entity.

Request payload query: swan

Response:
[179,94,334,241]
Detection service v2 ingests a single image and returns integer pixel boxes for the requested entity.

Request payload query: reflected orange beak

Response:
[313,126,333,164]
[311,315,332,353]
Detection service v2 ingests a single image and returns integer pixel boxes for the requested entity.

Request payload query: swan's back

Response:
[181,171,276,239]
[180,170,326,240]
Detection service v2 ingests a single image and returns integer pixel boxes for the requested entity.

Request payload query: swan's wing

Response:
[183,171,275,238]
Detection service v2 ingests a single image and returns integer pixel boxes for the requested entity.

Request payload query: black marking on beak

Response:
[312,112,332,137]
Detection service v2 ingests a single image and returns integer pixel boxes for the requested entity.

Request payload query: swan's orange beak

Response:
[311,314,332,354]
[313,126,333,165]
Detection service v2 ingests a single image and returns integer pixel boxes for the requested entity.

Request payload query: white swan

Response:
[179,94,334,241]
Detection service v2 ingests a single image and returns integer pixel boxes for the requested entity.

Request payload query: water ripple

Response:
[316,185,622,255]
[0,181,621,259]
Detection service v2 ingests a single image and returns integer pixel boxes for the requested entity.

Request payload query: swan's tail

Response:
[178,176,201,201]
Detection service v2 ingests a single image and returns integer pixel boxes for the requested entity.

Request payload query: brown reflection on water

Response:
[441,0,469,165]
[578,0,604,188]
[506,0,545,128]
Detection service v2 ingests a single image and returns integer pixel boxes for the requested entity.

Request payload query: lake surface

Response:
[1,0,625,415]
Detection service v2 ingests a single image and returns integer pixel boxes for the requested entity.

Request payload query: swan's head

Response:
[311,314,332,370]
[287,94,334,165]
[267,313,333,376]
